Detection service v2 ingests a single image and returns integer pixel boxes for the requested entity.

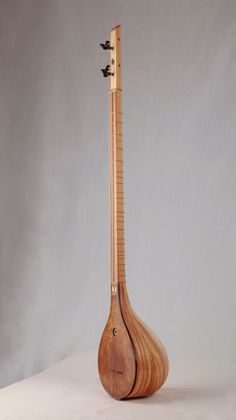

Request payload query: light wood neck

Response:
[108,26,125,290]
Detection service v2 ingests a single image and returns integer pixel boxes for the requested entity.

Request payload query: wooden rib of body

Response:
[119,282,169,398]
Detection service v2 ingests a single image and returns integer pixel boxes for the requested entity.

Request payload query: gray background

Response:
[0,0,236,389]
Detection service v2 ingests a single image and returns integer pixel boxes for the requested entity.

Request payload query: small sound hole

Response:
[112,328,117,336]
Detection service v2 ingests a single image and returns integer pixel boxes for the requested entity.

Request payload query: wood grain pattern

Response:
[119,282,169,398]
[98,24,169,400]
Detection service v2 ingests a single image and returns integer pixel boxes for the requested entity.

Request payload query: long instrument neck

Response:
[109,26,126,291]
[110,88,125,289]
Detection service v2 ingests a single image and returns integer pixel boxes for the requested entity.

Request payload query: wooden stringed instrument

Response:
[98,25,169,400]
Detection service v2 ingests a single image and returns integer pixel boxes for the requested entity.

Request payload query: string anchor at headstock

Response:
[101,65,114,78]
[100,40,114,50]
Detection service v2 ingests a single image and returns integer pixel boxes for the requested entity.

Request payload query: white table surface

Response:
[0,353,235,420]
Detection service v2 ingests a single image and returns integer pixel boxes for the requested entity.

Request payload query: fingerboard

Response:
[108,26,126,289]
[110,89,125,287]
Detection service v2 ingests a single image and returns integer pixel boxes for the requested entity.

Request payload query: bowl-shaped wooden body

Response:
[98,282,169,399]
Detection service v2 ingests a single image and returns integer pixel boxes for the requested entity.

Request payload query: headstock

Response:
[100,25,121,90]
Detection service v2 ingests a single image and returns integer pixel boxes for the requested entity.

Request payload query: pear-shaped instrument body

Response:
[98,285,169,399]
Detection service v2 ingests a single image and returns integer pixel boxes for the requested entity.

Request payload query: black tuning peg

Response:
[101,65,114,78]
[100,40,113,50]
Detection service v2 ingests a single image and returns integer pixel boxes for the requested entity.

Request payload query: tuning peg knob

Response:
[100,40,113,50]
[101,65,114,77]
